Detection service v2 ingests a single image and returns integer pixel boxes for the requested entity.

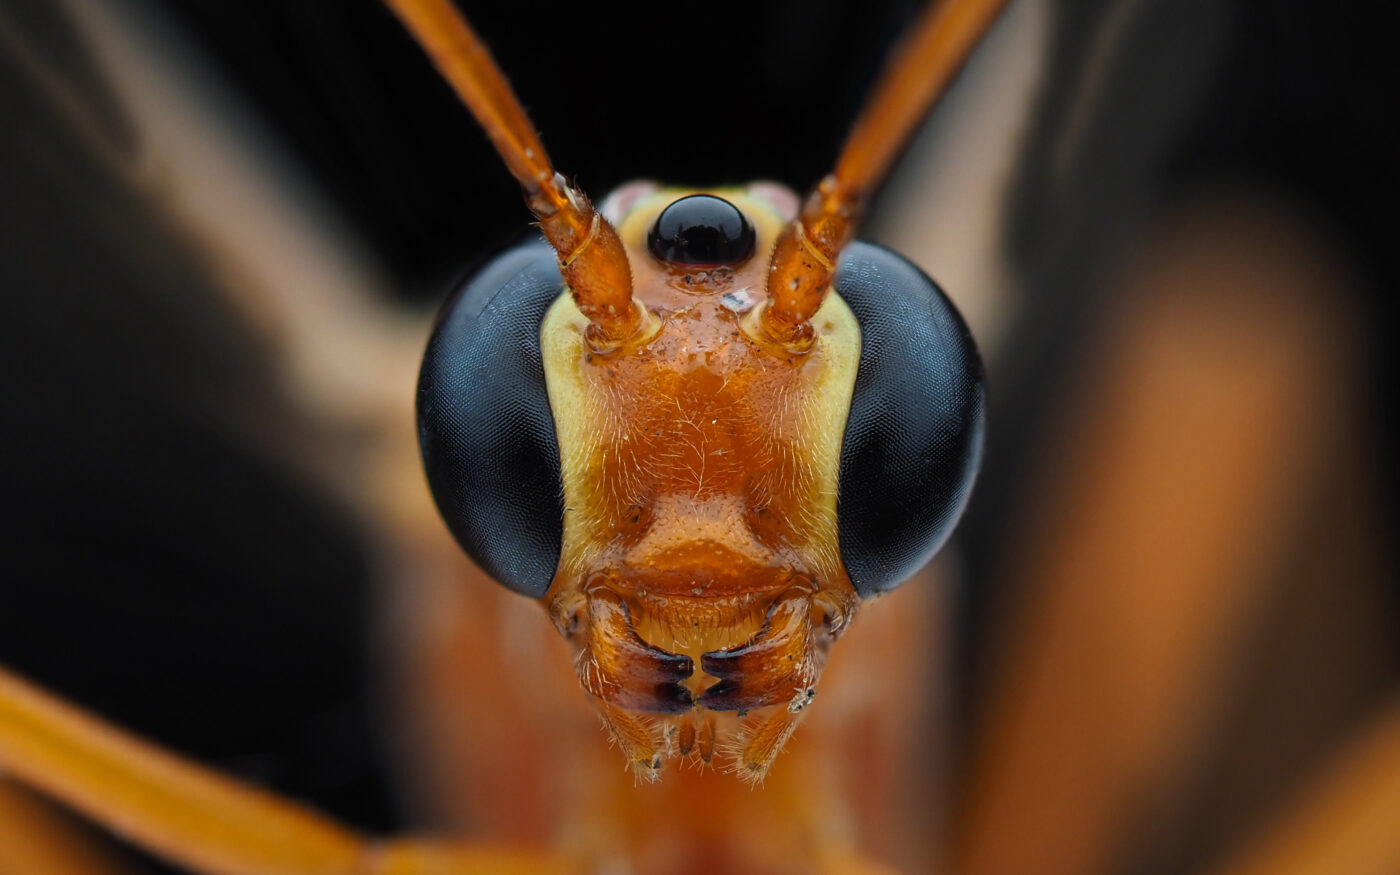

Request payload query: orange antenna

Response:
[763,0,1013,348]
[383,0,641,344]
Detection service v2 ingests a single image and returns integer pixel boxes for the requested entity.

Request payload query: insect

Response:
[0,0,999,871]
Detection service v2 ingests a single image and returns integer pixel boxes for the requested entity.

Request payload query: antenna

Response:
[762,0,1013,348]
[384,0,642,344]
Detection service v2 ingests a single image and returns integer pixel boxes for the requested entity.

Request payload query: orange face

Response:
[540,185,863,781]
[397,0,993,792]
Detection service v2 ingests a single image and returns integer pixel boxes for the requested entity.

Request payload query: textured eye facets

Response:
[647,195,756,267]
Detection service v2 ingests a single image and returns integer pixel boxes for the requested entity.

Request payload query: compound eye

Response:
[647,194,756,267]
[417,239,564,599]
[835,242,986,598]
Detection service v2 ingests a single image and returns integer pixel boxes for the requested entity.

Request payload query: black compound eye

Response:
[647,195,756,267]
[417,239,564,599]
[835,241,986,598]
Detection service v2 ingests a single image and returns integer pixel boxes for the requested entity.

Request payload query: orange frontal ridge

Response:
[540,186,863,781]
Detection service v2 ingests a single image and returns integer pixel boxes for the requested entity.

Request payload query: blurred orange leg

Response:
[0,664,575,875]
[0,778,133,875]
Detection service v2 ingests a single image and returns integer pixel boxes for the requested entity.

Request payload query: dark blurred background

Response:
[1,0,1395,872]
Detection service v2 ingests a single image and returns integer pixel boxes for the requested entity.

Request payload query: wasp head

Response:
[540,185,861,782]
